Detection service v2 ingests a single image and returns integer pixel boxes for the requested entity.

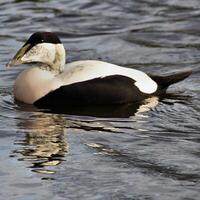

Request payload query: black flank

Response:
[34,71,192,108]
[34,75,148,108]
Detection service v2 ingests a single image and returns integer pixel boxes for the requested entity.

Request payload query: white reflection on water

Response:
[12,113,68,174]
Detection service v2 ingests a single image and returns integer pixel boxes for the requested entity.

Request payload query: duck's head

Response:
[7,32,66,73]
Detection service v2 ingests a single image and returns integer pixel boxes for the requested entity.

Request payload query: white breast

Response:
[14,67,62,104]
[59,60,158,94]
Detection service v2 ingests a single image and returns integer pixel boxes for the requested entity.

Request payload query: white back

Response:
[59,60,158,94]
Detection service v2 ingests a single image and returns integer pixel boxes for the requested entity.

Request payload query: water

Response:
[0,0,200,199]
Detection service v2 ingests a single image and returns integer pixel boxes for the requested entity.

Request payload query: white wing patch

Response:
[59,60,158,94]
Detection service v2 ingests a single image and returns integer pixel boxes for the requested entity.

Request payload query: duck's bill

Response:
[6,44,31,68]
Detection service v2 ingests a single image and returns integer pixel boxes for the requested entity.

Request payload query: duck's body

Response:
[7,32,191,108]
[13,60,157,105]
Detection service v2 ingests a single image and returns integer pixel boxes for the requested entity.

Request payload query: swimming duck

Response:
[7,32,191,108]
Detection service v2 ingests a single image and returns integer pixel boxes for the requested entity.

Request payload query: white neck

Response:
[52,43,66,73]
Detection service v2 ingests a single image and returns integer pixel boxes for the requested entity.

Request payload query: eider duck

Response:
[7,32,192,108]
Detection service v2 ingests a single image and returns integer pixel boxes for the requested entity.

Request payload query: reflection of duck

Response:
[14,113,68,174]
[7,32,191,109]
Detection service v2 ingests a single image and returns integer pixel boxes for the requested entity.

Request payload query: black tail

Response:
[150,70,192,92]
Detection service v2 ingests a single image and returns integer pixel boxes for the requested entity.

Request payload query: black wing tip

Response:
[177,70,193,77]
[167,70,192,84]
[171,70,192,83]
[150,70,192,89]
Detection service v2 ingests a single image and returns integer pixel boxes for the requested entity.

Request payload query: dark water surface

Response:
[0,0,200,199]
